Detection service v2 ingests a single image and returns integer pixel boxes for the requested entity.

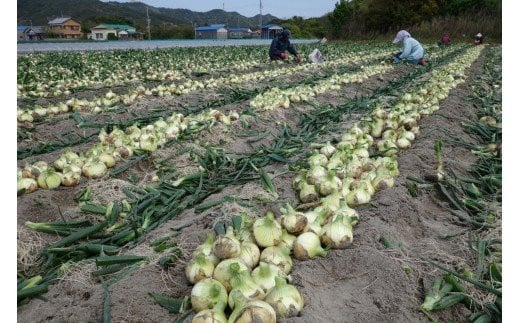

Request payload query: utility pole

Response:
[259,0,263,38]
[146,7,151,40]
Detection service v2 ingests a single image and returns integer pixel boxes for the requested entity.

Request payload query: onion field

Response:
[17,42,502,322]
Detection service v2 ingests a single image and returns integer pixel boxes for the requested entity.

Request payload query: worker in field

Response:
[269,29,301,63]
[392,30,425,66]
[474,33,484,45]
[437,32,451,46]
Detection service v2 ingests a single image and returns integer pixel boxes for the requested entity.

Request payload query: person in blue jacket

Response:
[392,30,425,66]
[269,29,301,62]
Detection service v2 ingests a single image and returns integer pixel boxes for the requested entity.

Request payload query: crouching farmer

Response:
[392,30,425,66]
[269,29,301,62]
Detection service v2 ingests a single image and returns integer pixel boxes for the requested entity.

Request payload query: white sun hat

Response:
[392,30,411,44]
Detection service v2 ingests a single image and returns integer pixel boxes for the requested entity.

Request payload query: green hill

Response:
[17,0,277,30]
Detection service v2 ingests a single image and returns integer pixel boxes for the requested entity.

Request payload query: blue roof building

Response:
[195,24,228,39]
[261,24,283,39]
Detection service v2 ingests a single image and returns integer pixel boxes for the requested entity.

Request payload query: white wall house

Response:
[90,24,141,41]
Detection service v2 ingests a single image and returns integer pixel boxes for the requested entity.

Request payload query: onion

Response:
[308,152,328,167]
[23,161,48,179]
[279,229,297,251]
[53,156,68,171]
[213,258,249,292]
[292,170,307,190]
[377,138,398,157]
[396,137,411,149]
[299,181,318,203]
[320,216,353,249]
[306,165,326,185]
[227,263,266,309]
[371,172,395,192]
[333,199,360,226]
[117,146,134,158]
[228,291,276,323]
[346,188,371,207]
[264,276,304,318]
[252,261,286,293]
[61,170,81,187]
[99,152,116,168]
[320,190,342,218]
[37,169,62,189]
[293,231,328,260]
[194,232,220,266]
[82,158,107,178]
[185,253,215,284]
[253,211,282,248]
[139,133,158,152]
[320,141,336,157]
[317,170,342,196]
[260,245,292,275]
[370,118,385,138]
[190,278,228,313]
[192,300,227,323]
[213,226,241,260]
[280,203,308,234]
[326,150,345,171]
[238,241,260,269]
[18,177,38,193]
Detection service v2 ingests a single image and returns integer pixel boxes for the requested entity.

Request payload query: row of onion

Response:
[17,48,392,124]
[249,43,464,113]
[250,62,392,111]
[184,44,483,322]
[17,108,239,194]
[17,47,273,99]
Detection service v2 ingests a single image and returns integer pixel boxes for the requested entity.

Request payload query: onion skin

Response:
[228,291,276,323]
[192,300,227,323]
[253,211,282,248]
[61,171,81,187]
[37,170,62,189]
[280,204,308,235]
[264,277,304,318]
[212,227,241,260]
[18,177,38,193]
[238,241,260,269]
[293,232,328,260]
[320,217,353,249]
[185,253,215,284]
[260,245,293,275]
[190,278,228,313]
[213,258,249,292]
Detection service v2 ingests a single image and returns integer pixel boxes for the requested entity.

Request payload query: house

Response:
[89,24,143,41]
[250,29,262,38]
[17,25,30,41]
[261,24,283,39]
[48,17,83,39]
[195,25,228,39]
[17,25,44,41]
[227,27,252,39]
[26,26,44,40]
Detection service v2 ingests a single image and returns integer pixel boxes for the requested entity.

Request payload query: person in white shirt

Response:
[392,30,425,66]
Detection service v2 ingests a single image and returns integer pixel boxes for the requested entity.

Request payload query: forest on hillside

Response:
[322,0,502,41]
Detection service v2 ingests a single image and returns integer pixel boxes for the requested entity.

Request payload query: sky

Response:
[102,0,339,19]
